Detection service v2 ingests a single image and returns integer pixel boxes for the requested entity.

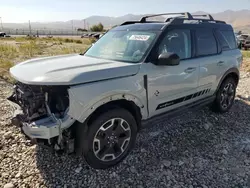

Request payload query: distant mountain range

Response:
[2,10,250,32]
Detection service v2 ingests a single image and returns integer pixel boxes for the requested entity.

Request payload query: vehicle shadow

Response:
[36,96,250,188]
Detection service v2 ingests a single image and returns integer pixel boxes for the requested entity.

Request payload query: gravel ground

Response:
[1,71,250,188]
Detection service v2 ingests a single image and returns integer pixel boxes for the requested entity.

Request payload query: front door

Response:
[141,28,200,117]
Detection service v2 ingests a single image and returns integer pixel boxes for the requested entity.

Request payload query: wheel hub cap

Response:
[220,82,235,109]
[93,118,131,162]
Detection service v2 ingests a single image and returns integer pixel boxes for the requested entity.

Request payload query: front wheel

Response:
[211,77,237,113]
[78,108,137,169]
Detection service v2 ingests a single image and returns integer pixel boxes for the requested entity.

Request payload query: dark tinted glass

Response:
[216,30,237,50]
[196,29,217,56]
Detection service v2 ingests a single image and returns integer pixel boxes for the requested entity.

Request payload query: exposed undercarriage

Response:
[8,82,75,153]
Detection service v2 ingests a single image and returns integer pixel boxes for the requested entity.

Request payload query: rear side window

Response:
[195,29,218,56]
[216,30,237,50]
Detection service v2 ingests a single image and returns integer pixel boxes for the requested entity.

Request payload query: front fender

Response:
[67,75,148,123]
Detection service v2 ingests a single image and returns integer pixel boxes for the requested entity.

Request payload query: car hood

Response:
[10,54,141,85]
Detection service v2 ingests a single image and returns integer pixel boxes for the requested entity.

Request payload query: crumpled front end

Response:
[7,82,75,151]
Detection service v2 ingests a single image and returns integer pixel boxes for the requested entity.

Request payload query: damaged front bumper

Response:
[8,99,75,140]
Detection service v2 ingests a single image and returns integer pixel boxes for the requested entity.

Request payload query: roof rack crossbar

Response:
[120,12,226,26]
[191,14,214,21]
[170,18,226,24]
[140,12,193,22]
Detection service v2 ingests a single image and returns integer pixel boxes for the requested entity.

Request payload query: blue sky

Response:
[0,0,250,23]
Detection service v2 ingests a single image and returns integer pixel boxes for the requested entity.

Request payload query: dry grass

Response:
[242,50,250,72]
[242,50,250,59]
[1,37,250,82]
[0,36,94,82]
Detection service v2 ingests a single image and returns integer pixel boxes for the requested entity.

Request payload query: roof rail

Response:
[120,12,226,26]
[140,12,193,22]
[191,14,214,21]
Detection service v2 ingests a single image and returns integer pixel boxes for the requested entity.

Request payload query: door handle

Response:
[184,67,196,73]
[217,61,225,66]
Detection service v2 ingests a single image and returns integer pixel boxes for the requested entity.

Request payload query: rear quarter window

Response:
[216,30,237,50]
[195,29,218,56]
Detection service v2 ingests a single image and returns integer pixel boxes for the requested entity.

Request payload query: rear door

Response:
[194,28,222,95]
[214,29,242,84]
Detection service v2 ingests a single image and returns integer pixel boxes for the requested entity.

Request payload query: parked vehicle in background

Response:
[237,34,250,48]
[242,36,250,50]
[235,34,242,49]
[0,32,6,37]
[8,12,242,169]
[81,33,89,38]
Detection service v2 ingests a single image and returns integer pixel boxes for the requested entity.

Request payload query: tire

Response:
[77,108,137,169]
[211,77,237,113]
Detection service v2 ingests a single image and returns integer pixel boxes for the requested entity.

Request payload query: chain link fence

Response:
[1,28,102,36]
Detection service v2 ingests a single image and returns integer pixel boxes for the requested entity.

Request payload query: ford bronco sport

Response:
[8,12,242,169]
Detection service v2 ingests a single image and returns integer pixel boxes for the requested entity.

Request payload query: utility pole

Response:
[71,20,74,35]
[0,17,3,31]
[28,20,32,35]
[87,22,89,31]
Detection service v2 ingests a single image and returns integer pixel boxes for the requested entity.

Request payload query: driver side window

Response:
[158,29,191,60]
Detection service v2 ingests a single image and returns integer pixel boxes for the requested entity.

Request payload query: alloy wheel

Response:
[220,82,235,109]
[93,118,131,161]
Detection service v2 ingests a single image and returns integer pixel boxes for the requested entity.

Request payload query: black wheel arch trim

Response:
[216,67,239,92]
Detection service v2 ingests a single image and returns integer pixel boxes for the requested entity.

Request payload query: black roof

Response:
[112,23,167,31]
[113,12,233,32]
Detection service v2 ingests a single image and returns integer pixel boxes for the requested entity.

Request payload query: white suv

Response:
[8,12,242,169]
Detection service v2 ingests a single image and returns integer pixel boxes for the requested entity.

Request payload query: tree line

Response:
[77,23,118,32]
[77,23,104,32]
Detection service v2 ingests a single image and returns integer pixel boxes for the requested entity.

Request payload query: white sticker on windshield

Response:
[129,35,150,41]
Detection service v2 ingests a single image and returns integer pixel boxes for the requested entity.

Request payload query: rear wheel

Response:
[77,108,137,169]
[211,77,236,113]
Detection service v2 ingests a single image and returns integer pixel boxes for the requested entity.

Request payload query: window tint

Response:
[216,30,237,50]
[158,29,191,60]
[196,29,217,56]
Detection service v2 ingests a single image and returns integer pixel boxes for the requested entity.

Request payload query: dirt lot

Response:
[1,39,250,187]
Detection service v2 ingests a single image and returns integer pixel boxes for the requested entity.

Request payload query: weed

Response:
[0,44,18,59]
[242,50,250,58]
[75,40,83,44]
[19,41,43,57]
[64,38,74,43]
[0,59,14,82]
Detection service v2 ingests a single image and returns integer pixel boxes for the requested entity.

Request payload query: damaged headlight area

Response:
[8,82,69,122]
[8,82,76,153]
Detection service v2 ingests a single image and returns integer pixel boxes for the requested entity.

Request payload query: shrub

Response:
[90,23,104,32]
[75,39,83,44]
[64,38,74,43]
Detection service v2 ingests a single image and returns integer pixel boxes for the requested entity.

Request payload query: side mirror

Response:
[156,52,180,66]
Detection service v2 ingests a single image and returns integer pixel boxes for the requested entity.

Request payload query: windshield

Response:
[84,30,157,63]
